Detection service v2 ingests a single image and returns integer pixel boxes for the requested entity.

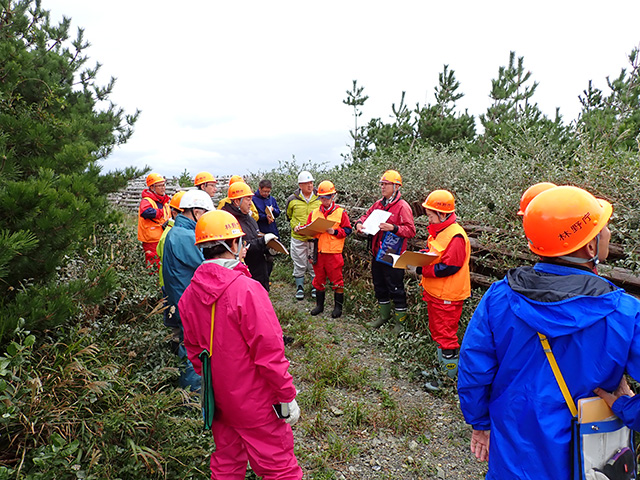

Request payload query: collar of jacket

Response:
[142,188,169,203]
[380,191,401,208]
[320,202,338,216]
[175,213,197,229]
[427,213,457,237]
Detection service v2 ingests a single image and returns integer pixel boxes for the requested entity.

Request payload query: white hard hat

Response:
[298,171,314,183]
[179,190,215,211]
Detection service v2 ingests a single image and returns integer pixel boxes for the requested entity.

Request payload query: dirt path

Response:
[269,276,488,480]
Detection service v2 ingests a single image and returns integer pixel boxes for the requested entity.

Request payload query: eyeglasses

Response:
[379,182,393,187]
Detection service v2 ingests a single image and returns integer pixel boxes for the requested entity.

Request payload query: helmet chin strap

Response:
[203,238,243,260]
[558,233,600,266]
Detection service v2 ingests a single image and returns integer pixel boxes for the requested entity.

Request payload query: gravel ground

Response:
[269,277,488,480]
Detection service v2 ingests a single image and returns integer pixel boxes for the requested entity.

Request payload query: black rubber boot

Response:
[310,290,325,316]
[331,291,344,318]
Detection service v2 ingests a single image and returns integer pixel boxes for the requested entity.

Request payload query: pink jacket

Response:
[357,192,416,256]
[179,261,297,428]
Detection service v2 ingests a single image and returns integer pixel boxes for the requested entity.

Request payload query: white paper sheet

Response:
[361,209,392,235]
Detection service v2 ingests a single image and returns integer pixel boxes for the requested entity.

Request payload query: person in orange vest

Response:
[296,181,352,318]
[138,173,171,270]
[419,190,471,391]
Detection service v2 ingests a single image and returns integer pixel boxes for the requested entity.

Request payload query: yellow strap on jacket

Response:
[420,223,471,301]
[138,198,170,242]
[311,207,345,254]
[537,332,578,416]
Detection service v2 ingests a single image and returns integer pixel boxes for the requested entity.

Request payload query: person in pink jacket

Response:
[179,210,302,480]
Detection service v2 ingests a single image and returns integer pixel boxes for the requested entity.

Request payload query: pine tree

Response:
[0,0,143,343]
[343,80,369,161]
[415,65,476,147]
[578,47,640,152]
[478,51,573,158]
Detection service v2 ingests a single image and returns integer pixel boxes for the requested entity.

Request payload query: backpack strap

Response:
[538,332,578,417]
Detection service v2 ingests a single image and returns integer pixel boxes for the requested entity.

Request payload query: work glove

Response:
[281,399,300,425]
[406,265,419,279]
[263,233,277,246]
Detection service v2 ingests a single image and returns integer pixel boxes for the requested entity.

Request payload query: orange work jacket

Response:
[138,198,170,243]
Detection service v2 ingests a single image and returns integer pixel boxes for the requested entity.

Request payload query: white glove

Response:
[282,399,300,425]
[263,233,277,246]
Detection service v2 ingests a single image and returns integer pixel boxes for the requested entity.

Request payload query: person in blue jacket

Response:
[253,179,281,282]
[458,185,640,479]
[162,189,214,391]
[253,179,281,237]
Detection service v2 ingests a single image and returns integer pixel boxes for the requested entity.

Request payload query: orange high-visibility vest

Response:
[311,207,346,254]
[420,223,471,301]
[137,198,170,242]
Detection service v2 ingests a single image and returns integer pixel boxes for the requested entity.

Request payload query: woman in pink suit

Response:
[179,210,302,480]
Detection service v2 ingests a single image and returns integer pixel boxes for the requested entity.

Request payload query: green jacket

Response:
[285,188,320,241]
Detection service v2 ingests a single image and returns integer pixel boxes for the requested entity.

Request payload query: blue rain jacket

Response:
[162,214,204,323]
[458,262,640,479]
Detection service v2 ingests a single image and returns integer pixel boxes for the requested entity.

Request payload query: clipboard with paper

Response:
[267,238,289,255]
[383,250,438,269]
[265,205,275,221]
[296,217,335,236]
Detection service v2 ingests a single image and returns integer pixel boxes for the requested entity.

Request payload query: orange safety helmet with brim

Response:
[423,190,456,214]
[379,170,402,186]
[228,181,253,200]
[228,175,244,186]
[517,182,557,216]
[195,210,245,245]
[317,180,337,196]
[194,171,216,186]
[146,173,165,187]
[523,185,612,259]
[169,191,186,211]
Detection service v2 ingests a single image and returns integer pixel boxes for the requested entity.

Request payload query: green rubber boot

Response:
[367,302,392,328]
[391,309,407,335]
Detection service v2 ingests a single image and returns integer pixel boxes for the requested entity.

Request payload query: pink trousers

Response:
[210,418,302,480]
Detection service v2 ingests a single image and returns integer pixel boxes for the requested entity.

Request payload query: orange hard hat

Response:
[146,173,165,187]
[523,186,612,257]
[227,181,253,200]
[228,175,244,186]
[423,190,456,213]
[317,180,336,196]
[195,210,245,245]
[169,191,186,211]
[194,171,216,186]
[380,170,402,186]
[517,182,557,216]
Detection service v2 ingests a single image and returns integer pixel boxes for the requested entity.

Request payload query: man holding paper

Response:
[457,185,640,479]
[354,170,415,331]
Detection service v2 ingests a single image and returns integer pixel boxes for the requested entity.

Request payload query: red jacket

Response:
[357,192,416,255]
[179,261,297,427]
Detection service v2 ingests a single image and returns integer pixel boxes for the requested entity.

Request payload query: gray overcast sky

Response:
[45,0,640,178]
